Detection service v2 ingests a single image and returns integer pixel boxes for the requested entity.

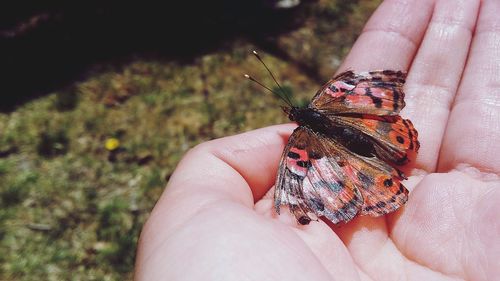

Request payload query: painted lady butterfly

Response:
[246,52,420,225]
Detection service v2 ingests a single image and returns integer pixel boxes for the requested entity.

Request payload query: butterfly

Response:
[270,69,420,225]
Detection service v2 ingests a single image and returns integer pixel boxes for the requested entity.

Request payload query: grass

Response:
[0,1,381,280]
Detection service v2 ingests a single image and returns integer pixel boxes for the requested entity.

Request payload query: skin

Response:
[135,0,500,280]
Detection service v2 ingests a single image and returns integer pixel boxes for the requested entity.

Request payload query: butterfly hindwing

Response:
[333,143,409,216]
[311,70,407,116]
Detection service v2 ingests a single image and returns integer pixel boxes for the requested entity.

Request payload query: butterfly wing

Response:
[310,70,418,165]
[311,70,407,116]
[331,115,420,165]
[309,129,410,217]
[275,127,363,225]
[330,137,409,216]
[274,126,409,225]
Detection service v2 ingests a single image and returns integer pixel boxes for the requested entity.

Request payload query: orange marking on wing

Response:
[346,95,373,106]
[381,100,393,108]
[389,130,406,146]
[362,119,378,130]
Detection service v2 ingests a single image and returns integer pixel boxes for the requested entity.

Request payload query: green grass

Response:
[0,1,381,280]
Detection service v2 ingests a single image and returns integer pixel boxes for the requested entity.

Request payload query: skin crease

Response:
[135,0,500,280]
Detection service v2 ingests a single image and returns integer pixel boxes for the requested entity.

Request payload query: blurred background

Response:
[0,0,380,279]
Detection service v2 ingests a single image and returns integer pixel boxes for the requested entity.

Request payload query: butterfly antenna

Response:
[244,74,291,105]
[251,50,293,106]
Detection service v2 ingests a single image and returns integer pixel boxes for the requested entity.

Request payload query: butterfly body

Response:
[288,106,379,157]
[274,70,419,225]
[287,106,334,134]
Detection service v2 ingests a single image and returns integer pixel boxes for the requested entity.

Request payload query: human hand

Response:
[135,0,500,280]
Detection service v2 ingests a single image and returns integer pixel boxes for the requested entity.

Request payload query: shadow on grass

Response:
[1,0,311,112]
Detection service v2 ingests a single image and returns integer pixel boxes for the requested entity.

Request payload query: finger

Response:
[338,0,434,72]
[391,172,500,280]
[438,0,500,173]
[404,0,480,172]
[167,124,295,202]
[137,125,294,257]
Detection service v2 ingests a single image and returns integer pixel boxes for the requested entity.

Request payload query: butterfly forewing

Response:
[275,127,365,224]
[304,134,364,223]
[311,70,407,116]
[275,129,314,224]
[330,115,420,164]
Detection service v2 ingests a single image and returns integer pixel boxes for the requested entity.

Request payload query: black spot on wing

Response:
[364,87,383,108]
[287,151,300,159]
[296,160,311,168]
[298,216,311,225]
[307,150,323,159]
[383,178,393,187]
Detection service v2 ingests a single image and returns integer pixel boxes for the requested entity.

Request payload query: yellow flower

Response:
[105,138,120,151]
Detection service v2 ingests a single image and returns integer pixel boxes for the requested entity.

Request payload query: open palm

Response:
[135,0,500,280]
